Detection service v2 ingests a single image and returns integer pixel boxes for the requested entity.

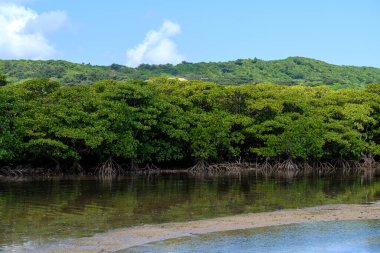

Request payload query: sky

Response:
[0,0,379,67]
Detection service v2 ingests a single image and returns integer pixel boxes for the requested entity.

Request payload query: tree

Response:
[14,79,78,169]
[0,73,8,86]
[0,88,22,161]
[189,110,245,162]
[251,115,326,159]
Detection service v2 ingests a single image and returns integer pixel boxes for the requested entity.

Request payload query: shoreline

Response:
[2,158,380,178]
[24,202,380,253]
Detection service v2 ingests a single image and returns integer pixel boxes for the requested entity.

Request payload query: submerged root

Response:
[139,164,161,176]
[274,159,300,177]
[189,159,210,174]
[300,161,313,176]
[126,161,161,175]
[187,158,380,179]
[359,155,380,180]
[189,160,255,177]
[257,159,274,177]
[255,159,340,178]
[95,157,123,177]
[255,159,301,178]
[209,162,252,177]
[0,165,57,177]
[71,161,85,175]
[334,159,360,175]
[312,161,336,176]
[129,160,140,171]
[0,166,24,177]
[142,163,160,171]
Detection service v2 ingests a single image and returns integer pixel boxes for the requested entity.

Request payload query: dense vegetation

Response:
[1,76,380,175]
[1,57,380,88]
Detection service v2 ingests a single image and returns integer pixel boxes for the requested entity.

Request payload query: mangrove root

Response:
[95,157,123,177]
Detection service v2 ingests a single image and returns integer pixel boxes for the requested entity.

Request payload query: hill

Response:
[1,57,380,88]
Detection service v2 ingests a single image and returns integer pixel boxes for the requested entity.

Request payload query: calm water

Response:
[0,173,379,250]
[127,220,380,253]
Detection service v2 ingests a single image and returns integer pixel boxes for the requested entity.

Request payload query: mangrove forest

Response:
[1,75,380,176]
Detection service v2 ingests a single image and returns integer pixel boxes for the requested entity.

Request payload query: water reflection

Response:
[0,173,379,249]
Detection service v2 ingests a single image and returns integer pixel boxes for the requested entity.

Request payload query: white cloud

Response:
[0,2,68,59]
[126,20,185,67]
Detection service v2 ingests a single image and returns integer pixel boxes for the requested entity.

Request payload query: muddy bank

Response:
[13,202,380,253]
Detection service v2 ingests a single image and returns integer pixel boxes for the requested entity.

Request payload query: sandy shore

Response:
[18,202,380,253]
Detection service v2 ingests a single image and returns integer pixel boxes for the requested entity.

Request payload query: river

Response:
[0,173,379,251]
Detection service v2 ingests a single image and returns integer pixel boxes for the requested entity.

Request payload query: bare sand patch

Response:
[26,202,380,253]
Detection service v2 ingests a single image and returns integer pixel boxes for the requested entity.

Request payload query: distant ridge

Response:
[1,57,380,88]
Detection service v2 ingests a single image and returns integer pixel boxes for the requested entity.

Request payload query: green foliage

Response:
[189,110,244,161]
[18,78,61,99]
[2,57,380,88]
[0,73,8,86]
[0,88,22,160]
[251,115,326,159]
[2,77,380,171]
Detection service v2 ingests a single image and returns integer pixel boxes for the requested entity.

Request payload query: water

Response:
[127,220,380,253]
[0,173,379,250]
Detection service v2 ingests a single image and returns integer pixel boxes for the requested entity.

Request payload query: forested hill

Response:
[1,57,380,88]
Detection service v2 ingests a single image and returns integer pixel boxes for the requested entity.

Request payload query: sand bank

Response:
[23,202,380,253]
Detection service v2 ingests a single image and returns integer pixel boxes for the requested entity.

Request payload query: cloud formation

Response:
[0,2,68,59]
[126,20,185,67]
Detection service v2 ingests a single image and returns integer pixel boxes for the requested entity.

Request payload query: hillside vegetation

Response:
[1,57,380,88]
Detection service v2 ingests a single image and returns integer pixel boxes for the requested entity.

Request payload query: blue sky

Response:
[0,0,379,67]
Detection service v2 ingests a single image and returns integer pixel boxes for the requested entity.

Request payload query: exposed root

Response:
[95,157,123,178]
[0,166,24,177]
[313,161,335,176]
[139,164,161,176]
[273,159,301,179]
[129,160,140,171]
[1,156,379,178]
[189,160,255,177]
[254,159,353,178]
[209,162,251,177]
[0,165,58,177]
[71,161,85,175]
[334,159,360,175]
[142,163,160,171]
[124,161,161,175]
[301,161,313,175]
[258,158,274,177]
[189,159,210,174]
[359,155,380,180]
